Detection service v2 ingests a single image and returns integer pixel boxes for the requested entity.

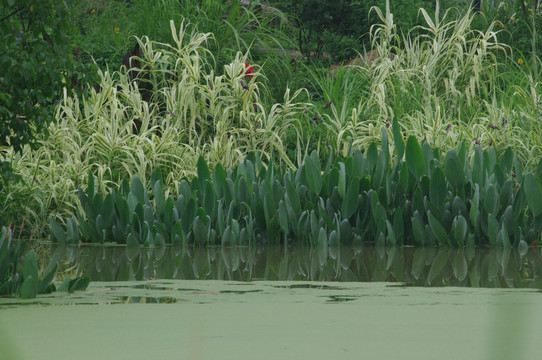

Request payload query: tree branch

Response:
[0,6,24,23]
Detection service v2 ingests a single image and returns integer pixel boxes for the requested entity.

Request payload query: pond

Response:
[1,245,541,360]
[37,244,542,287]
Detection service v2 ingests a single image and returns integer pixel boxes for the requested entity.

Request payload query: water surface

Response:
[49,244,542,288]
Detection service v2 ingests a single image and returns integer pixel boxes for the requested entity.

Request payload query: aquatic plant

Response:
[50,125,542,247]
[6,20,311,236]
[311,1,542,170]
[0,226,89,298]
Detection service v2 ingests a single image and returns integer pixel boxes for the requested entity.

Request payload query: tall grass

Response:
[313,1,542,168]
[5,20,310,233]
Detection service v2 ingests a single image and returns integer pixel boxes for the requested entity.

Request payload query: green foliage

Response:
[0,0,97,151]
[5,20,311,236]
[0,225,90,298]
[0,0,98,229]
[470,0,542,58]
[274,0,438,62]
[0,226,59,298]
[69,0,294,103]
[52,132,542,247]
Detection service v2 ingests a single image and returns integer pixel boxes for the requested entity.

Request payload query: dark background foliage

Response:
[0,0,97,191]
[273,0,438,62]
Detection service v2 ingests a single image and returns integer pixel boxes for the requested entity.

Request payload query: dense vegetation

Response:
[2,0,542,296]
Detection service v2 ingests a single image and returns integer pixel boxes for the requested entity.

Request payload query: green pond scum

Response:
[1,280,541,360]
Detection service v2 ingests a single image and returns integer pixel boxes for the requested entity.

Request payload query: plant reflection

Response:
[50,245,542,288]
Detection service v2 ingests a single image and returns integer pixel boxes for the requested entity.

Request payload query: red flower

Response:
[243,62,254,78]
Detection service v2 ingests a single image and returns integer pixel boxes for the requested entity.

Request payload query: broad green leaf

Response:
[405,136,424,178]
[285,178,301,215]
[483,184,500,216]
[203,181,216,216]
[370,192,386,223]
[181,199,196,235]
[428,211,449,245]
[500,180,513,208]
[444,150,465,191]
[498,224,511,249]
[38,263,58,294]
[367,143,378,170]
[304,153,322,195]
[130,175,145,203]
[236,176,251,205]
[213,162,227,197]
[342,177,360,219]
[524,173,542,217]
[472,145,484,186]
[193,213,210,245]
[339,219,352,244]
[278,200,289,235]
[222,226,236,246]
[469,184,480,227]
[386,220,397,246]
[429,167,447,208]
[21,276,37,299]
[197,156,210,189]
[164,197,175,229]
[392,208,404,244]
[48,217,66,245]
[264,192,276,222]
[152,180,165,218]
[57,276,70,292]
[68,276,90,293]
[101,193,114,226]
[451,215,468,246]
[338,162,346,199]
[373,148,386,188]
[488,214,499,246]
[502,147,513,173]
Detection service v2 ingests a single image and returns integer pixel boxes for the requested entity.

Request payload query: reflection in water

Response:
[49,244,542,288]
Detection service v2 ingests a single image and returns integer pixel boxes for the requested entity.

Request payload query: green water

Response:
[1,280,541,360]
[1,245,541,359]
